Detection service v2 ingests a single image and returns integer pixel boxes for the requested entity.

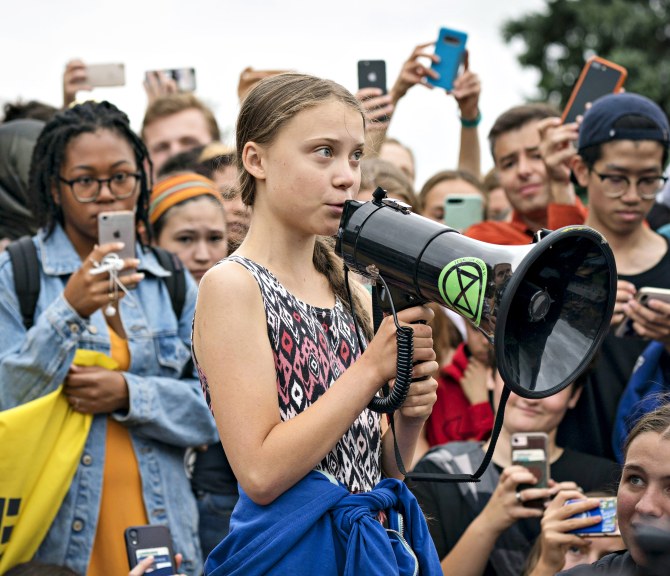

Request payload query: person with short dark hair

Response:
[2,100,58,123]
[464,103,586,244]
[559,92,670,461]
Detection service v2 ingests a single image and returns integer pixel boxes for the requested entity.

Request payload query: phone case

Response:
[147,68,197,93]
[98,211,136,276]
[125,525,177,575]
[561,56,627,124]
[86,63,126,88]
[615,286,670,338]
[428,27,468,91]
[568,496,619,536]
[511,432,549,508]
[357,60,387,93]
[443,195,483,232]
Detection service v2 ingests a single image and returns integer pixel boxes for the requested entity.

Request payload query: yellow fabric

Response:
[0,350,116,573]
[88,327,148,576]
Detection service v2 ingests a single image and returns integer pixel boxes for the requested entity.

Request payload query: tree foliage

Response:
[502,0,670,114]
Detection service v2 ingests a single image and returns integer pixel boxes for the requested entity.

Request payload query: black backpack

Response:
[6,236,186,330]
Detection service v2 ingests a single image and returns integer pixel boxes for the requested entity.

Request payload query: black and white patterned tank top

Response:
[214,255,381,492]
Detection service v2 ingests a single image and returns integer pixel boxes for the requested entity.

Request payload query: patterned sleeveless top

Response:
[197,255,382,493]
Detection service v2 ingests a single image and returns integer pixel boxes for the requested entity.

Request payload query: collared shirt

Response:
[464,200,588,245]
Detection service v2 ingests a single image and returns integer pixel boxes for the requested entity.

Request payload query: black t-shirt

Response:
[191,442,238,496]
[557,550,638,575]
[559,237,670,461]
[409,447,620,575]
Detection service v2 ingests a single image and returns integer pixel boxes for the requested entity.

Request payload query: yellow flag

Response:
[0,350,117,572]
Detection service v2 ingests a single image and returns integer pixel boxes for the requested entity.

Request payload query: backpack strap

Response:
[150,246,187,321]
[6,236,41,331]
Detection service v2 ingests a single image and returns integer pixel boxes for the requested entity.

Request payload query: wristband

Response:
[460,110,482,128]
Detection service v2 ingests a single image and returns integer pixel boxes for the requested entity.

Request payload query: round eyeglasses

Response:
[592,171,668,201]
[58,173,141,203]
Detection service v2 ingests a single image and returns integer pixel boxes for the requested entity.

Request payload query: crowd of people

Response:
[1,36,670,576]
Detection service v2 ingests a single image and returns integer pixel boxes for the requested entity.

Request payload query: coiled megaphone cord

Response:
[343,268,415,414]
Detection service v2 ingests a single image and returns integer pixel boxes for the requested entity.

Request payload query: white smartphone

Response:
[86,63,126,87]
[98,210,136,275]
[615,286,670,338]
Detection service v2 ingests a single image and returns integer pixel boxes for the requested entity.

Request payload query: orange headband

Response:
[149,172,221,224]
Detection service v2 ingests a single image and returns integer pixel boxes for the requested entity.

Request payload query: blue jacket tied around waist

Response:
[205,470,441,575]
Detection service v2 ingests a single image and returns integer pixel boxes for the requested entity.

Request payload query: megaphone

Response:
[336,189,617,481]
[337,189,616,399]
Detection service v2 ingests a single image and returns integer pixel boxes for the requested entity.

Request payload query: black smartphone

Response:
[357,60,389,123]
[125,525,177,575]
[561,56,627,124]
[511,432,549,509]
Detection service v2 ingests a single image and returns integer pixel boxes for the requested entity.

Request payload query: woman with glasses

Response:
[0,101,217,576]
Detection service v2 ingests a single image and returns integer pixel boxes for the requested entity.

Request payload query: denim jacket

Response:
[0,224,218,576]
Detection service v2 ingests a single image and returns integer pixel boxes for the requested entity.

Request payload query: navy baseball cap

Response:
[578,93,670,151]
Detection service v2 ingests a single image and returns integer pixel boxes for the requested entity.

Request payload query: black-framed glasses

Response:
[58,172,141,203]
[592,170,668,201]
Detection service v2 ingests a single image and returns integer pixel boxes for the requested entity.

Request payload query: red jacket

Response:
[424,343,494,446]
[464,201,588,245]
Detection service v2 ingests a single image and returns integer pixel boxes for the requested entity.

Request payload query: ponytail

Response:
[313,237,374,343]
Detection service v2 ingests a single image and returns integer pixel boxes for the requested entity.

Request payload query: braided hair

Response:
[28,100,153,242]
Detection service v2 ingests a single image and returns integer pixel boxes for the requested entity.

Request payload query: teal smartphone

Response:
[443,194,483,232]
[428,27,468,91]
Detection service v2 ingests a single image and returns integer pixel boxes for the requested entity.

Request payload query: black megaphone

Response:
[336,189,617,481]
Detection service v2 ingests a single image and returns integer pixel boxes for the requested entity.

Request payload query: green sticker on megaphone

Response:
[438,258,487,326]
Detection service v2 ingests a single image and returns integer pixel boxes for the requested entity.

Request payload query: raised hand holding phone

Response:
[561,56,627,125]
[427,27,468,92]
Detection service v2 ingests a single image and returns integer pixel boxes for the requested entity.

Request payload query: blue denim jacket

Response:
[0,224,218,576]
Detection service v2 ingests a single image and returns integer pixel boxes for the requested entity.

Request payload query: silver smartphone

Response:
[98,210,136,276]
[615,286,670,338]
[86,63,126,87]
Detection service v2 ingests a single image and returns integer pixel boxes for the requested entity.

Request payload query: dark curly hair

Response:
[28,100,152,241]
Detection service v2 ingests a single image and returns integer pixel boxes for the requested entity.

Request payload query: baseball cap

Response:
[577,92,670,151]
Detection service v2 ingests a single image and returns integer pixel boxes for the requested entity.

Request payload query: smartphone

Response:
[615,286,670,338]
[146,68,197,92]
[568,496,619,536]
[561,56,627,124]
[125,525,177,575]
[444,194,483,232]
[98,211,136,276]
[428,27,468,91]
[357,60,388,123]
[511,432,549,509]
[86,63,126,88]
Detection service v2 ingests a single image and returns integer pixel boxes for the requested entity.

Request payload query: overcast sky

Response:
[1,0,545,188]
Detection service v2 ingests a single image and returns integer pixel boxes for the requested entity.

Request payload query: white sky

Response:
[1,0,545,188]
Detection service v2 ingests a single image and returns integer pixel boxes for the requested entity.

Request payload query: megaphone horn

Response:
[336,189,616,401]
